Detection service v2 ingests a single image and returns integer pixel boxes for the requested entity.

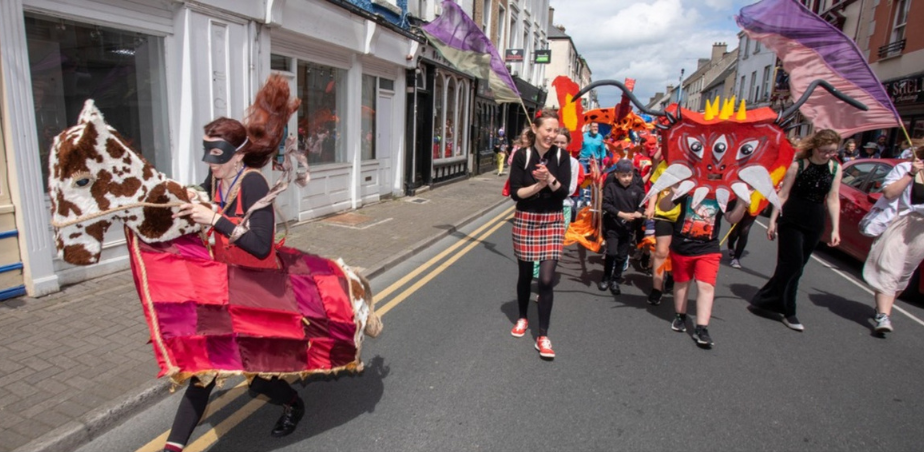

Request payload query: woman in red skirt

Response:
[508,109,573,359]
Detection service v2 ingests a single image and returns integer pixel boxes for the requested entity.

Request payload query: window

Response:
[891,0,910,46]
[296,61,347,165]
[26,15,170,186]
[761,65,772,101]
[497,7,506,51]
[866,164,892,194]
[842,162,876,189]
[482,0,491,31]
[749,71,757,103]
[361,75,376,161]
[754,40,761,54]
[742,36,749,60]
[739,75,746,101]
[508,14,517,49]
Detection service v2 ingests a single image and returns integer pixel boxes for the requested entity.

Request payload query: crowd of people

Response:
[502,108,924,358]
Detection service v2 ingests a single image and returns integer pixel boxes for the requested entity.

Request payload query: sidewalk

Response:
[0,174,508,452]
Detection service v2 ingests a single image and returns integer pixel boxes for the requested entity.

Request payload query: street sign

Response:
[534,49,551,64]
[505,49,524,63]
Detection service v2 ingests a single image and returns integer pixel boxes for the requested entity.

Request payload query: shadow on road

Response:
[808,290,876,333]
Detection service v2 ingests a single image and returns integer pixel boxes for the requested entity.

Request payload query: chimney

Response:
[712,42,727,62]
[548,7,555,29]
[557,25,566,33]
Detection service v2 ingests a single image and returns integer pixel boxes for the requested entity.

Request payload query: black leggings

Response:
[727,213,757,259]
[517,259,557,336]
[166,376,298,448]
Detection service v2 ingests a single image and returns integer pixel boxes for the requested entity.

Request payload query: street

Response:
[77,202,924,451]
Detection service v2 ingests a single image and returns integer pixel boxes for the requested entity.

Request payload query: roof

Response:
[702,62,737,92]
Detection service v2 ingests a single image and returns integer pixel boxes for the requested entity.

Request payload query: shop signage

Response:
[534,49,551,64]
[505,49,525,63]
[885,75,924,105]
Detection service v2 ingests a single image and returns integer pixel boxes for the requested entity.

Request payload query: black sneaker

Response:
[693,325,714,348]
[671,314,687,332]
[597,279,610,291]
[609,281,621,295]
[271,397,305,437]
[647,289,663,306]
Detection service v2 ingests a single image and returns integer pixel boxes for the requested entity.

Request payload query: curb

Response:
[17,196,511,452]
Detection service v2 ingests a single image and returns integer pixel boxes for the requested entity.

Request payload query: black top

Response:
[509,146,573,213]
[913,180,924,205]
[790,160,834,204]
[202,170,275,259]
[670,196,724,256]
[602,173,645,232]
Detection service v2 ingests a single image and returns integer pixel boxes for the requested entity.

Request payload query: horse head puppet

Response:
[573,80,867,214]
[48,100,198,265]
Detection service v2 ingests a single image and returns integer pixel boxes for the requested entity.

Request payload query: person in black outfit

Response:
[508,109,572,359]
[725,198,757,269]
[752,129,843,332]
[166,76,303,452]
[599,159,645,294]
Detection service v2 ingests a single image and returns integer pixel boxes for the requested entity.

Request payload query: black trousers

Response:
[603,226,633,281]
[753,222,822,317]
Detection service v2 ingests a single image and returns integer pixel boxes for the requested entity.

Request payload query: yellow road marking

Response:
[137,206,513,452]
[373,205,515,303]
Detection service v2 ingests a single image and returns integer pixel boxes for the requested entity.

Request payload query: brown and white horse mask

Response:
[48,100,199,265]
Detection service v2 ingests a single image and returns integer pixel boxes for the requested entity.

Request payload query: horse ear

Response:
[77,100,104,125]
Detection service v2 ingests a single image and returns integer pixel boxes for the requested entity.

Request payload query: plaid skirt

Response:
[513,210,564,261]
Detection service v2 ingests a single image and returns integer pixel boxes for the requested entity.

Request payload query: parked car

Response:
[823,158,924,297]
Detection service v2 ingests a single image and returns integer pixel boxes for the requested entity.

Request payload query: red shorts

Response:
[669,252,721,286]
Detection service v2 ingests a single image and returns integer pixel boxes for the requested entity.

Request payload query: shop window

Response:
[296,61,346,165]
[913,118,924,139]
[445,77,457,159]
[361,75,376,161]
[433,75,444,159]
[25,14,169,187]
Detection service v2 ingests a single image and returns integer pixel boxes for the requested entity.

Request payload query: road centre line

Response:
[753,219,924,328]
[373,205,515,303]
[136,205,514,452]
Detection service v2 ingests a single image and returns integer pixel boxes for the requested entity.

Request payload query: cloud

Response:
[549,0,756,108]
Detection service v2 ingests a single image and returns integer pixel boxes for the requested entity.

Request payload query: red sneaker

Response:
[511,319,528,338]
[535,336,555,358]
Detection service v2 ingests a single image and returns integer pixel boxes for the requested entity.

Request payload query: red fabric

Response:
[212,186,279,269]
[669,252,721,286]
[502,178,511,197]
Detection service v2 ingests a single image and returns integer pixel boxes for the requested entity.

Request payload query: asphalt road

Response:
[77,202,924,452]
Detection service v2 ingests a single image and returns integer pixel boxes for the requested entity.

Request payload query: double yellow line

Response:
[137,205,514,452]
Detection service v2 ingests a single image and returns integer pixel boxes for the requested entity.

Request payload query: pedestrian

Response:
[509,109,572,359]
[579,122,606,172]
[877,135,892,158]
[898,138,924,159]
[164,75,305,452]
[533,128,579,279]
[838,139,858,163]
[644,161,681,305]
[725,198,758,269]
[861,141,881,159]
[507,128,530,167]
[660,182,749,348]
[495,127,507,176]
[599,159,645,295]
[752,129,843,332]
[863,143,924,335]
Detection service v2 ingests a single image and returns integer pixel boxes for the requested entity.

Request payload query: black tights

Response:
[517,259,557,336]
[727,213,757,259]
[166,376,297,449]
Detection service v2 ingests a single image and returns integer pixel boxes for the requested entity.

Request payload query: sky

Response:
[548,0,760,108]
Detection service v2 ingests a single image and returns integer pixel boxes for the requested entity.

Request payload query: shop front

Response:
[473,80,506,176]
[885,72,924,141]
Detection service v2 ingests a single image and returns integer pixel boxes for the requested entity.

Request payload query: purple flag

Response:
[736,0,901,135]
[422,1,520,104]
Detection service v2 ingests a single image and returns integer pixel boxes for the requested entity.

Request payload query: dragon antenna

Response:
[572,79,667,117]
[777,80,868,124]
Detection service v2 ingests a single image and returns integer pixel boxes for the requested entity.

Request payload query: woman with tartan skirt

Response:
[508,109,572,359]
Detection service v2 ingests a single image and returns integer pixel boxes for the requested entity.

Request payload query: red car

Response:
[824,158,924,297]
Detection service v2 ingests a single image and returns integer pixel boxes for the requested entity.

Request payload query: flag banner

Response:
[736,0,901,135]
[422,0,521,104]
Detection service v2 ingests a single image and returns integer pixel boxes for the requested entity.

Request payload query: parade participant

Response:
[898,138,924,159]
[644,161,681,305]
[863,143,924,335]
[752,129,843,332]
[660,187,748,348]
[534,128,579,279]
[877,135,891,158]
[495,127,507,175]
[600,159,645,294]
[725,198,758,269]
[579,122,606,171]
[165,76,305,450]
[509,109,572,359]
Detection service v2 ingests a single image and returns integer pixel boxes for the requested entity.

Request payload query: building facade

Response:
[0,0,420,297]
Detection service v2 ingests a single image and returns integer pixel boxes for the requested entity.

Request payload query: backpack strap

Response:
[523,147,532,170]
[829,159,838,175]
[797,158,805,177]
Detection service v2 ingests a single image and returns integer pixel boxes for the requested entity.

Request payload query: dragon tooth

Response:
[671,180,697,202]
[715,187,730,213]
[641,163,693,206]
[739,166,782,209]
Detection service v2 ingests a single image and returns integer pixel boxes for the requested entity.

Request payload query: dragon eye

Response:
[713,135,728,157]
[737,140,760,160]
[686,137,704,159]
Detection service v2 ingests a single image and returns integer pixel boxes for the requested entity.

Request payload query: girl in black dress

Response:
[752,129,843,331]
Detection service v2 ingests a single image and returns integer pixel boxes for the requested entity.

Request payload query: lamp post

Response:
[678,68,685,105]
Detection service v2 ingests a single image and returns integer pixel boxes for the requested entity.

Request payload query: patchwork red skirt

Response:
[512,210,564,262]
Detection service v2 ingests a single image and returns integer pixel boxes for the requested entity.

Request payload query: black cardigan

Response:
[509,146,572,213]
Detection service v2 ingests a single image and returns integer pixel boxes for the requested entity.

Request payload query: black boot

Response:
[610,258,624,295]
[598,255,614,291]
[271,397,305,437]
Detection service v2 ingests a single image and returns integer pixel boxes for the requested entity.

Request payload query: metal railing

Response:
[878,39,905,58]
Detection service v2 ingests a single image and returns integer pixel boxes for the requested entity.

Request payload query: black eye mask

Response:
[202,139,242,164]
